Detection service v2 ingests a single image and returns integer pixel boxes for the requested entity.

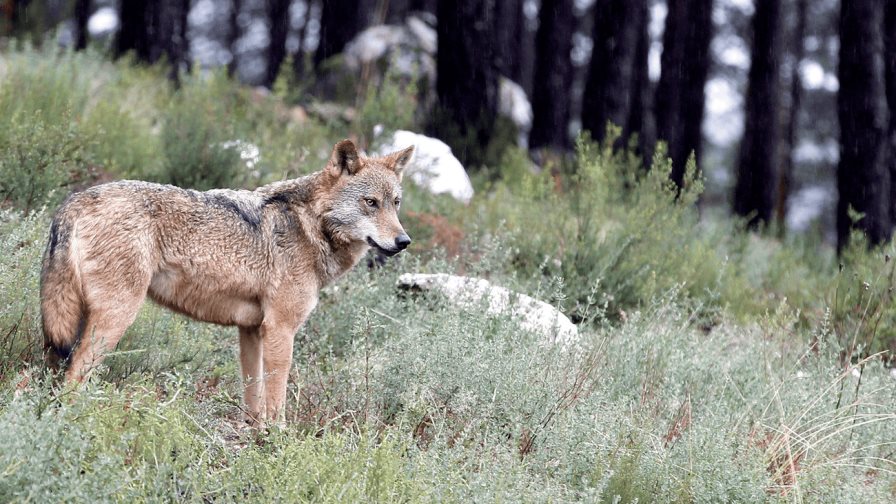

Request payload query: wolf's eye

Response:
[364,198,377,208]
[394,198,401,206]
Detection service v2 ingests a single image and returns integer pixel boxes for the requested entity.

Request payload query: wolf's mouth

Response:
[366,237,401,257]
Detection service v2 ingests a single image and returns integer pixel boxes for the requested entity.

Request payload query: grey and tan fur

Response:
[40,140,413,424]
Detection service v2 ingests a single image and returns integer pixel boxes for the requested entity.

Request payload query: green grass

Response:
[0,47,893,502]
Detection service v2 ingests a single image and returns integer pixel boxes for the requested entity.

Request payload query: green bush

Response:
[476,131,743,322]
[0,112,87,212]
[151,71,246,190]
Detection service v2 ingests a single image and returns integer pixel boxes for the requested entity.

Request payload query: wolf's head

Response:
[321,139,413,256]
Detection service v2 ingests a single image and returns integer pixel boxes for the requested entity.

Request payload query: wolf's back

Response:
[40,208,85,367]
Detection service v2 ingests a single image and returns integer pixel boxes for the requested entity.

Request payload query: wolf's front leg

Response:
[261,324,295,424]
[260,294,317,424]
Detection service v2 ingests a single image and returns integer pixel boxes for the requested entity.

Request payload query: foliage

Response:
[830,232,896,362]
[150,71,246,190]
[0,112,87,212]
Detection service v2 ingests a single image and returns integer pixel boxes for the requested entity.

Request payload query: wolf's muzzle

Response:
[395,233,411,251]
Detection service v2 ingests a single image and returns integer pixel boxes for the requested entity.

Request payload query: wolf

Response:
[40,139,412,424]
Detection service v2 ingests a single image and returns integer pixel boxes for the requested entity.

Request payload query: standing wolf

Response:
[40,139,412,423]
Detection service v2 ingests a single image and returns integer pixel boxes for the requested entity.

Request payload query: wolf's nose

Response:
[395,233,411,250]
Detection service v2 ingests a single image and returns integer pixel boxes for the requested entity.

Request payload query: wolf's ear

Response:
[329,139,362,177]
[389,145,415,178]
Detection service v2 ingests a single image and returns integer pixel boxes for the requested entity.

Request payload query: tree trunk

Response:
[265,0,291,87]
[171,0,191,82]
[627,3,653,158]
[115,0,152,61]
[115,0,189,79]
[655,0,713,187]
[494,0,522,81]
[581,0,646,145]
[73,0,90,50]
[293,0,313,82]
[2,0,29,35]
[431,0,498,166]
[410,0,436,15]
[520,2,537,97]
[775,0,807,232]
[733,0,783,228]
[837,0,891,249]
[315,0,370,67]
[529,0,575,151]
[885,2,896,229]
[384,0,411,23]
[227,0,241,77]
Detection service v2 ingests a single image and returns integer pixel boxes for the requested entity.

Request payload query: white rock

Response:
[406,16,437,54]
[499,77,533,147]
[342,16,436,82]
[376,130,474,204]
[88,7,118,36]
[343,25,404,68]
[397,273,578,346]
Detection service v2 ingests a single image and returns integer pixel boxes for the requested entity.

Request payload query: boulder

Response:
[397,273,578,346]
[343,16,436,83]
[499,78,533,148]
[375,129,474,204]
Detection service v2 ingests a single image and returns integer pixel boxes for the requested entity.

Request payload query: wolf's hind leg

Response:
[239,326,264,425]
[65,299,145,382]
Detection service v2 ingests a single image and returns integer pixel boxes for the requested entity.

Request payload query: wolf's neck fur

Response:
[258,172,368,285]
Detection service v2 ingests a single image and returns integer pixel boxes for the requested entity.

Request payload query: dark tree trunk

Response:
[156,0,190,83]
[411,0,436,15]
[115,0,153,61]
[265,0,291,87]
[115,0,189,80]
[227,0,241,77]
[581,0,646,145]
[837,0,891,250]
[529,0,575,151]
[384,0,411,23]
[885,2,896,228]
[172,0,191,82]
[3,0,29,35]
[733,0,783,228]
[655,0,713,187]
[410,0,436,14]
[515,0,537,97]
[431,0,498,165]
[315,0,370,67]
[293,0,314,82]
[494,0,522,81]
[73,0,90,50]
[627,3,653,158]
[775,0,807,232]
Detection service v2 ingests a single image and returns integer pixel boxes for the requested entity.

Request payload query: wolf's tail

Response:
[40,214,85,368]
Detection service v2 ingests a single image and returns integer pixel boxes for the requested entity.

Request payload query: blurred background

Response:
[0,0,890,248]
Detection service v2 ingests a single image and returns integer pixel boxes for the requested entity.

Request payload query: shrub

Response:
[150,71,246,190]
[476,130,744,322]
[0,113,88,212]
